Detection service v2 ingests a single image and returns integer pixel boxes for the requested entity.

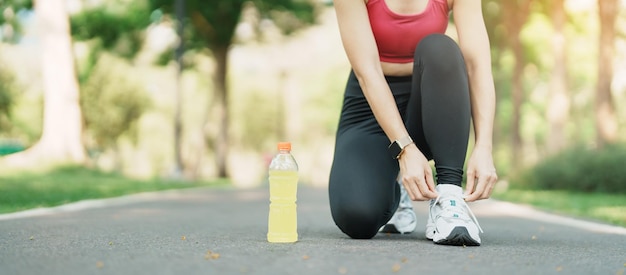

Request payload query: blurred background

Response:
[0,0,625,206]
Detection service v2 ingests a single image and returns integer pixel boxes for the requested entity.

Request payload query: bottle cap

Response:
[277,142,291,151]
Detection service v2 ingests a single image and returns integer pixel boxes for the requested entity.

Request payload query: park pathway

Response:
[0,186,625,275]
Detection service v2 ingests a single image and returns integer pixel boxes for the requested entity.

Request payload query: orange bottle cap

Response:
[277,142,291,151]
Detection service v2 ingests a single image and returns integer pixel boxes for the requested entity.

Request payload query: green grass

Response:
[493,189,626,227]
[0,166,228,214]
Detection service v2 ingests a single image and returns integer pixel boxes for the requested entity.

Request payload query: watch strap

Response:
[396,135,413,149]
[388,135,414,159]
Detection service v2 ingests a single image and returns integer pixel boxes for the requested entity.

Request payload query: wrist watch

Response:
[388,136,414,159]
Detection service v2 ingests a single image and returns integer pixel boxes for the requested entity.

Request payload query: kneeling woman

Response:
[328,0,498,246]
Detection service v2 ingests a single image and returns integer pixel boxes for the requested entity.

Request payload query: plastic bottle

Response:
[267,142,299,243]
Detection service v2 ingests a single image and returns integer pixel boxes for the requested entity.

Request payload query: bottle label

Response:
[268,170,298,243]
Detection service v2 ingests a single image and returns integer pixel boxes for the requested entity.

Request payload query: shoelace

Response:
[431,193,483,233]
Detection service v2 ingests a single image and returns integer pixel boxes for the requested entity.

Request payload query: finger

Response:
[466,174,487,202]
[401,180,416,201]
[480,173,498,200]
[404,174,428,201]
[425,169,437,194]
[416,177,437,200]
[423,171,438,199]
[402,177,421,201]
[464,169,477,197]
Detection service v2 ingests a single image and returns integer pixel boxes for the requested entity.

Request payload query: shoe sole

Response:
[434,226,480,246]
[379,222,416,234]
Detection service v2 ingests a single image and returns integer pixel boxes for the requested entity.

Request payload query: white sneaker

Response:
[426,184,483,246]
[379,182,417,234]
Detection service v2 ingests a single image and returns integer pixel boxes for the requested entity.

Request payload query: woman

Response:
[328,0,498,246]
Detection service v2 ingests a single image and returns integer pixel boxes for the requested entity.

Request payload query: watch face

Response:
[388,142,402,159]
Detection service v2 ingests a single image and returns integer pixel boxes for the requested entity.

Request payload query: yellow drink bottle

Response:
[267,142,298,243]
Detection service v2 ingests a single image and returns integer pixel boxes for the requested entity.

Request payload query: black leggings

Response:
[328,34,471,239]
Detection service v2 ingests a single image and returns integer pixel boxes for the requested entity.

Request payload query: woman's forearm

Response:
[467,64,496,150]
[353,70,409,143]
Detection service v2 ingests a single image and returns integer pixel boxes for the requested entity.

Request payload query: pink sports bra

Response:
[367,0,449,63]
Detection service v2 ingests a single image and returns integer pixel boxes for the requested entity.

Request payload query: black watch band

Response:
[388,136,414,159]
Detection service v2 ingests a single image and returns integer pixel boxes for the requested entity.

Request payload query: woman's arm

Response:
[334,0,437,200]
[452,0,498,201]
[334,0,406,143]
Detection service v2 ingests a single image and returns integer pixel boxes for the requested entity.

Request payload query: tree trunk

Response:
[504,0,530,167]
[172,0,185,178]
[2,0,85,167]
[595,0,618,147]
[208,45,229,178]
[546,0,569,154]
[511,40,524,164]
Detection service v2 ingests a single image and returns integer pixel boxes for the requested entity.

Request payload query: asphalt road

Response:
[0,186,625,275]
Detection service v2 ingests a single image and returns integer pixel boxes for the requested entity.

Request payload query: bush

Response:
[511,144,626,193]
[80,55,151,151]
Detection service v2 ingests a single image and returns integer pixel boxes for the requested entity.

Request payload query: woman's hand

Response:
[398,144,438,201]
[463,146,498,202]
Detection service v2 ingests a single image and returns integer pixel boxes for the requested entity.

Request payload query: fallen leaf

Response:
[556,266,563,272]
[181,236,186,241]
[108,241,113,246]
[205,250,220,260]
[302,255,310,260]
[96,261,104,268]
[463,244,467,248]
[29,236,34,241]
[468,254,475,259]
[616,268,624,275]
[401,257,408,263]
[392,263,401,272]
[338,267,348,274]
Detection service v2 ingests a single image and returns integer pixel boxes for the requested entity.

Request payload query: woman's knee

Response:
[330,200,384,239]
[414,34,464,70]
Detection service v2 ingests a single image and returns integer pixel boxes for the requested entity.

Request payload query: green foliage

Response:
[0,62,17,133]
[254,0,317,35]
[512,144,626,193]
[235,90,281,150]
[493,189,626,227]
[80,56,151,151]
[70,4,152,59]
[0,165,226,214]
[148,0,317,51]
[0,0,32,42]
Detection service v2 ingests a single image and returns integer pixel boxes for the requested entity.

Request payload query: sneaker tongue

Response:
[435,185,465,218]
[436,184,463,194]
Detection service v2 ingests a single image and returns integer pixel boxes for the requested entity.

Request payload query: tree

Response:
[149,0,316,178]
[2,0,86,167]
[546,0,570,154]
[70,3,153,171]
[595,0,619,147]
[502,0,531,166]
